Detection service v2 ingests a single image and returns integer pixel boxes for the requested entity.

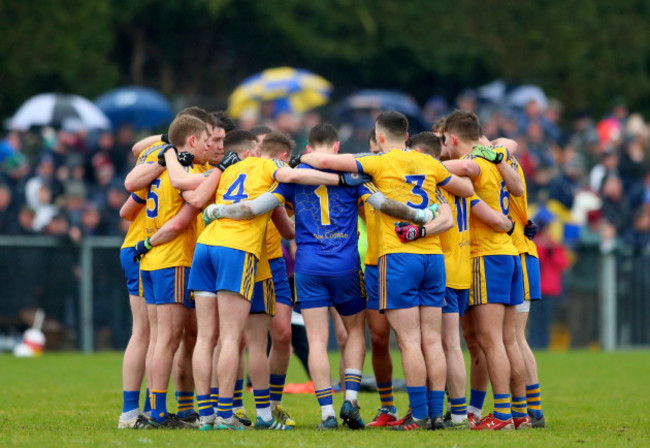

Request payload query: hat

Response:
[587,209,603,224]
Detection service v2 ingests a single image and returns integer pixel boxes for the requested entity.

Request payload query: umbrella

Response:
[7,93,111,131]
[228,67,333,118]
[95,86,173,130]
[507,85,548,111]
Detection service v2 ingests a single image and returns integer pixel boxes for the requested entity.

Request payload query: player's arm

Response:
[365,191,437,224]
[164,150,204,191]
[132,134,164,157]
[495,159,524,197]
[119,193,145,221]
[491,138,518,156]
[271,206,295,240]
[297,152,359,173]
[443,159,480,179]
[205,192,283,223]
[124,162,165,192]
[395,202,454,242]
[439,173,474,198]
[133,203,200,260]
[180,168,223,209]
[471,199,515,233]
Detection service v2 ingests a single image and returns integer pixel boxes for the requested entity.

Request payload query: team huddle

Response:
[118,107,545,432]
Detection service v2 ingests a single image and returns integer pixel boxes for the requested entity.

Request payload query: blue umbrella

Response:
[95,87,173,130]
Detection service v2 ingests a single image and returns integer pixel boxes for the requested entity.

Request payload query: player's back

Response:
[282,163,374,276]
[140,169,197,270]
[355,148,451,257]
[197,156,285,260]
[362,201,381,266]
[438,190,473,289]
[463,152,518,257]
[507,156,538,257]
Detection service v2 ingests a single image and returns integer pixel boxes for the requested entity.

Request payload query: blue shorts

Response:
[294,271,366,316]
[141,267,194,309]
[120,247,142,297]
[378,253,446,311]
[469,255,524,307]
[443,287,469,316]
[521,253,541,301]
[188,244,256,301]
[270,257,293,308]
[251,279,276,316]
[364,264,380,311]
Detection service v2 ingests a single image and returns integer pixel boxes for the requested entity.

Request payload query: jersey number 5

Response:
[146,178,161,218]
[405,175,429,209]
[223,174,249,203]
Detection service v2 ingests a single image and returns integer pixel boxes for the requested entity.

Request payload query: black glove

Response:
[217,151,241,172]
[157,144,176,167]
[338,172,373,187]
[133,237,153,261]
[289,154,302,168]
[524,219,538,240]
[507,217,516,235]
[161,133,170,144]
[395,221,426,242]
[176,151,195,167]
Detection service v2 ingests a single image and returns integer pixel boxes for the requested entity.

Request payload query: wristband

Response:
[144,237,153,250]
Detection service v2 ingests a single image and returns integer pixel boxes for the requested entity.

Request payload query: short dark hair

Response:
[177,106,217,127]
[250,125,273,137]
[368,128,377,144]
[211,110,237,133]
[443,110,481,142]
[432,117,446,133]
[376,111,409,141]
[223,129,258,155]
[308,123,338,148]
[407,132,441,158]
[168,115,208,148]
[260,131,295,158]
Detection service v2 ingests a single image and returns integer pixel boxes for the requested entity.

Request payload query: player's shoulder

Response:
[137,141,165,165]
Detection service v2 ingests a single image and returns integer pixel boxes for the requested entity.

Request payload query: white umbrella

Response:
[507,85,548,111]
[8,93,112,131]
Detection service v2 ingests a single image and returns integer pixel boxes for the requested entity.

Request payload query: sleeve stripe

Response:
[470,199,480,207]
[131,193,146,204]
[355,160,364,173]
[438,175,451,186]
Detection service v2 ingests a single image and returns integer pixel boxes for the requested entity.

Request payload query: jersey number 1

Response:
[314,185,331,225]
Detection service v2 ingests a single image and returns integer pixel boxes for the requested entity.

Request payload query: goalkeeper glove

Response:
[157,144,176,167]
[524,219,538,240]
[338,172,372,187]
[395,221,426,242]
[471,145,504,164]
[289,154,302,168]
[176,151,194,167]
[203,204,223,226]
[133,237,153,261]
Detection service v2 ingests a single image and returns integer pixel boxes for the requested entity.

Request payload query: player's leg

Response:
[214,291,251,430]
[442,298,469,428]
[329,307,348,393]
[460,308,488,425]
[244,313,273,425]
[173,311,198,424]
[144,303,157,418]
[365,263,397,427]
[232,339,249,425]
[192,292,219,429]
[210,341,220,411]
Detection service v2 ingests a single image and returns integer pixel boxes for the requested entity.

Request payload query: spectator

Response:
[32,184,59,232]
[589,147,619,192]
[548,151,585,210]
[0,183,20,234]
[600,175,631,233]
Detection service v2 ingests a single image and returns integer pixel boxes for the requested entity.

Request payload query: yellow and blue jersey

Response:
[463,148,518,257]
[355,148,452,257]
[255,237,273,282]
[273,163,375,276]
[362,200,381,266]
[140,164,202,271]
[437,190,475,289]
[507,156,539,258]
[136,141,166,165]
[265,220,284,260]
[197,157,286,260]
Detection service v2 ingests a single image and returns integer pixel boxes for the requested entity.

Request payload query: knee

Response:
[272,327,292,348]
[370,332,389,354]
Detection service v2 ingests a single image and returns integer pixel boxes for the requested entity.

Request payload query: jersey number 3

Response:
[223,174,248,203]
[405,175,429,209]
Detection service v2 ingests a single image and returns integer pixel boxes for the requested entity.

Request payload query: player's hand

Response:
[176,151,194,167]
[217,151,240,172]
[157,144,176,167]
[161,133,170,144]
[395,221,426,243]
[289,154,302,168]
[507,217,516,235]
[203,203,223,226]
[133,237,153,261]
[471,145,503,164]
[338,172,372,187]
[524,219,538,240]
[415,203,439,224]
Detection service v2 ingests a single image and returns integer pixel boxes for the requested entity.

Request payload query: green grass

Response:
[1,350,649,447]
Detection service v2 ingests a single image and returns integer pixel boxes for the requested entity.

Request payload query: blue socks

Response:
[427,390,445,418]
[122,390,139,414]
[406,386,428,420]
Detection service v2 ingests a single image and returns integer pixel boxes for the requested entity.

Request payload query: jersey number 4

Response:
[223,174,249,203]
[405,175,429,209]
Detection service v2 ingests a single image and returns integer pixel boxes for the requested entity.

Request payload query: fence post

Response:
[600,251,617,351]
[80,240,93,353]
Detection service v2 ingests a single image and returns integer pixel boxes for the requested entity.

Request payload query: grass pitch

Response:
[2,350,649,447]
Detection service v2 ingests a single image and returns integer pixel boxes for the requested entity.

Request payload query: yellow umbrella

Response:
[228,67,333,118]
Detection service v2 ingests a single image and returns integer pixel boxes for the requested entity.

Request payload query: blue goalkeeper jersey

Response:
[274,163,377,276]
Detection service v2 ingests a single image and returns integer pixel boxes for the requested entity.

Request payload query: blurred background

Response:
[1,1,649,352]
